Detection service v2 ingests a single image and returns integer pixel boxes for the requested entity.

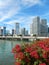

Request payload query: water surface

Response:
[0,40,28,65]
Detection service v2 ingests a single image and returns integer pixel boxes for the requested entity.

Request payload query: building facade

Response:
[40,19,48,36]
[25,30,28,36]
[0,27,1,35]
[1,29,3,36]
[30,16,40,36]
[12,29,16,35]
[3,27,6,36]
[15,23,20,35]
[30,17,48,36]
[20,28,26,36]
[30,23,33,34]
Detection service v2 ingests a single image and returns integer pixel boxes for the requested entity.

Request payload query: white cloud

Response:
[0,0,21,22]
[0,0,41,22]
[3,16,34,31]
[0,7,20,22]
[0,15,38,34]
[21,0,41,7]
[0,0,11,8]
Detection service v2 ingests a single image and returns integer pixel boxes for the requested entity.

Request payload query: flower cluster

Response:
[12,39,49,65]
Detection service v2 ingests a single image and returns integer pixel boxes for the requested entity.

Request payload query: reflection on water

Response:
[0,40,23,65]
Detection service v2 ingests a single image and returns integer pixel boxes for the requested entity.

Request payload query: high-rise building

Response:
[12,29,16,35]
[6,30,11,35]
[48,27,49,36]
[30,23,33,34]
[25,30,28,35]
[1,29,3,36]
[30,16,40,36]
[40,19,48,36]
[20,28,26,36]
[3,27,6,36]
[0,27,1,35]
[0,27,3,36]
[48,27,49,33]
[15,23,20,35]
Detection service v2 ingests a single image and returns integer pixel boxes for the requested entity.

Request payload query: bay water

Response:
[0,40,30,65]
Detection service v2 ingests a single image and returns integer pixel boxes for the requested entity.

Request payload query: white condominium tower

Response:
[30,16,40,36]
[30,16,48,36]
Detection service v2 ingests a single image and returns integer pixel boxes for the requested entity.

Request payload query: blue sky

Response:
[0,0,49,33]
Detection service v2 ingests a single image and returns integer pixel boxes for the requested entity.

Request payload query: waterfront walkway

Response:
[0,36,49,40]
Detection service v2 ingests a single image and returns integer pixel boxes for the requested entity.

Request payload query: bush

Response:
[12,39,49,65]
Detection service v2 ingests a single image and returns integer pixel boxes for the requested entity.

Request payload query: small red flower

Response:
[18,52,24,60]
[12,39,49,65]
[46,59,49,62]
[25,47,32,53]
[12,48,15,53]
[42,52,47,59]
[15,62,21,65]
[25,56,30,62]
[14,53,18,59]
[38,42,45,49]
[15,45,21,52]
[39,63,46,65]
[30,51,39,59]
[44,47,49,51]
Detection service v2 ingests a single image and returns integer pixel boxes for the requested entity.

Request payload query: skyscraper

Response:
[20,28,26,36]
[0,27,3,36]
[30,16,40,36]
[25,30,28,36]
[40,19,48,36]
[30,23,33,34]
[48,27,49,33]
[15,23,20,35]
[3,27,6,36]
[12,29,16,36]
[0,27,1,35]
[1,29,3,36]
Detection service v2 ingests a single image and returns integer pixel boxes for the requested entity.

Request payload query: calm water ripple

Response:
[0,40,30,65]
[0,40,26,65]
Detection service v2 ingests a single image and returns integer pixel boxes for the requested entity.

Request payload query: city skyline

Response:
[0,16,48,35]
[30,16,48,36]
[0,0,49,33]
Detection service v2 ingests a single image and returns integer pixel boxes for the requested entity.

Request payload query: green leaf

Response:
[21,60,25,65]
[25,52,29,57]
[34,61,38,65]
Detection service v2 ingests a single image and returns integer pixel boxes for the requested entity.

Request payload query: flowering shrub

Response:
[12,39,49,65]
